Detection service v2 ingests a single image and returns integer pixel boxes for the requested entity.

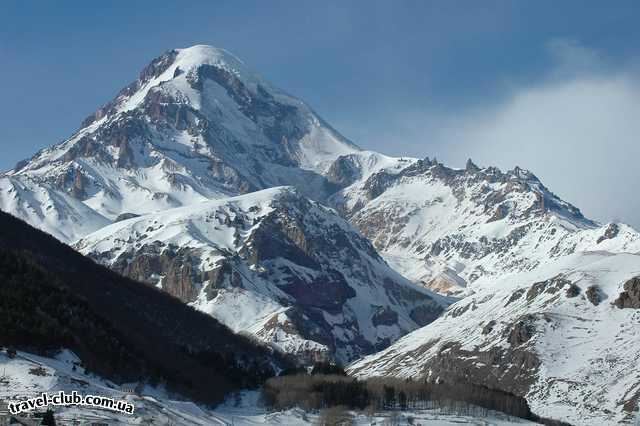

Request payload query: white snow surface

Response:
[1,45,358,242]
[75,186,447,363]
[348,251,640,425]
[329,154,640,295]
[0,176,111,241]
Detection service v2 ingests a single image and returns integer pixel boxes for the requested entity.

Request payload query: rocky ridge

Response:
[75,186,447,363]
[348,251,640,425]
[2,45,640,424]
[1,45,358,241]
[327,152,640,295]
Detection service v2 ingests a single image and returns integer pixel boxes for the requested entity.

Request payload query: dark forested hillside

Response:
[0,210,291,405]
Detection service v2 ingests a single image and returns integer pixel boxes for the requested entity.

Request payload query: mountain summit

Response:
[1,45,358,241]
[2,45,640,423]
[327,153,640,294]
[3,43,637,302]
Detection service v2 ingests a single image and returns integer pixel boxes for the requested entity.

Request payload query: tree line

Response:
[0,210,292,406]
[262,366,571,425]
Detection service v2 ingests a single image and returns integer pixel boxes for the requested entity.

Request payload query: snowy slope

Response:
[327,154,640,295]
[348,251,640,425]
[0,176,110,242]
[75,187,447,363]
[1,45,358,242]
[5,43,636,299]
[0,349,537,425]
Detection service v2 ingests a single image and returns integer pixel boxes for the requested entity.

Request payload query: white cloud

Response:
[365,40,640,228]
[545,38,605,79]
[435,74,640,227]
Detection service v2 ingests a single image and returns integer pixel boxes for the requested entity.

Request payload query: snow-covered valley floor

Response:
[0,349,539,425]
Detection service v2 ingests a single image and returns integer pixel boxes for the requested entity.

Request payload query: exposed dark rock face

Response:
[614,276,640,309]
[280,271,356,313]
[423,224,535,279]
[486,204,509,223]
[12,158,29,173]
[372,306,399,326]
[597,223,620,244]
[448,301,474,318]
[326,155,362,189]
[465,158,480,173]
[506,315,537,347]
[54,167,88,199]
[420,341,540,398]
[79,190,445,363]
[409,304,443,326]
[505,288,526,306]
[362,171,397,200]
[622,389,640,414]
[586,285,602,306]
[142,88,207,134]
[482,320,496,335]
[379,277,442,327]
[161,250,204,303]
[565,283,581,298]
[115,213,140,222]
[107,244,223,304]
[242,211,319,270]
[206,159,258,195]
[61,116,149,172]
[526,275,571,302]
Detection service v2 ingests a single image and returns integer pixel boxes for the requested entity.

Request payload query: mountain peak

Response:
[76,45,260,128]
[164,45,257,88]
[465,158,480,172]
[1,44,360,238]
[174,44,247,71]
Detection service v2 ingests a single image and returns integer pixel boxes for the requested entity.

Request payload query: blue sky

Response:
[2,1,640,226]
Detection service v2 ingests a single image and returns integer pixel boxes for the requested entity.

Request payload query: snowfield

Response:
[348,251,640,425]
[74,186,448,363]
[329,152,640,296]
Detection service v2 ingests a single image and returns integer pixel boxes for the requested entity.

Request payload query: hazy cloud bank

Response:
[363,40,640,228]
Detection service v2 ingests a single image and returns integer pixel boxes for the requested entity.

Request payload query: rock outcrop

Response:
[349,252,640,426]
[76,187,447,363]
[327,152,640,296]
[614,276,640,309]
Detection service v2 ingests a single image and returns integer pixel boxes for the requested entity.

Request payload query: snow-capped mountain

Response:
[2,44,640,424]
[0,208,290,405]
[327,152,640,295]
[75,186,446,363]
[3,44,636,295]
[348,251,640,425]
[0,45,358,242]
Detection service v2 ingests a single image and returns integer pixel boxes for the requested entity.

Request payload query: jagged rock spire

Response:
[465,158,480,172]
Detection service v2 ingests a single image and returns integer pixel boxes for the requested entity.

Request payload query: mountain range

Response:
[1,44,639,424]
[0,209,289,405]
